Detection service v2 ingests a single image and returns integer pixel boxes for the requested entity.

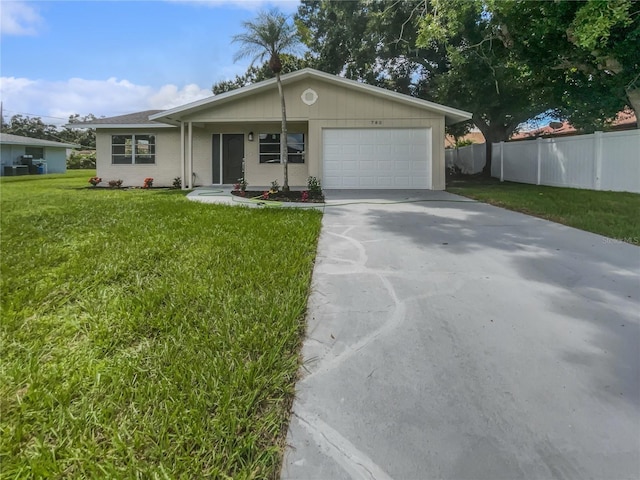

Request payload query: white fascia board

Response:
[66,123,176,129]
[1,140,78,148]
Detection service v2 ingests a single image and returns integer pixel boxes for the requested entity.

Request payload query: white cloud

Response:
[0,1,44,36]
[0,76,212,124]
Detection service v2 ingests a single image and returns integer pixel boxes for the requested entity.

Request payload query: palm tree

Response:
[232,10,301,192]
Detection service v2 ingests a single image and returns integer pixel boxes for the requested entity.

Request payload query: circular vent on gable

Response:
[301,88,318,105]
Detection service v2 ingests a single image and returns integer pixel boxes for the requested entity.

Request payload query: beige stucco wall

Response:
[184,77,447,189]
[97,128,182,187]
[97,76,449,189]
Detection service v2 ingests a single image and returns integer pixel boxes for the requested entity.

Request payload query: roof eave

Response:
[66,123,176,129]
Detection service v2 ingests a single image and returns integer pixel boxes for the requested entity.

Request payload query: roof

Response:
[66,110,174,129]
[512,110,637,140]
[150,68,472,125]
[0,133,77,148]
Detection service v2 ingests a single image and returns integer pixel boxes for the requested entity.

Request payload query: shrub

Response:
[270,180,280,193]
[143,177,153,189]
[88,176,101,187]
[68,151,96,169]
[108,179,123,189]
[234,178,247,192]
[172,177,182,189]
[307,176,322,198]
[301,191,309,202]
[455,139,474,148]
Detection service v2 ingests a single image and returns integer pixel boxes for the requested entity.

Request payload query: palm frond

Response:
[231,9,301,67]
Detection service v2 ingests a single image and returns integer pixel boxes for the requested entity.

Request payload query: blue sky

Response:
[0,0,299,124]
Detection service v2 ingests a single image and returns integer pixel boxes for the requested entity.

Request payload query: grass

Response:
[447,176,640,244]
[0,171,323,478]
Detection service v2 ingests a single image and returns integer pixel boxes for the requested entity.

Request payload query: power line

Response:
[2,109,72,121]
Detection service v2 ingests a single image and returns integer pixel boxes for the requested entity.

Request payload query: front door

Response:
[212,134,244,184]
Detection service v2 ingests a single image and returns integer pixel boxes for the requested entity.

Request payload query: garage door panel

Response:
[394,176,410,187]
[323,128,431,189]
[359,177,375,187]
[359,144,374,155]
[377,160,394,172]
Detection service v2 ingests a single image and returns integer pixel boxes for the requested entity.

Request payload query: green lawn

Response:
[447,177,640,244]
[0,171,322,478]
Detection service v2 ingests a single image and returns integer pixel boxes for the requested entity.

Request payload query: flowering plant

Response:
[89,176,101,187]
[301,191,309,202]
[143,177,154,189]
[261,191,270,200]
[235,177,248,192]
[108,179,123,188]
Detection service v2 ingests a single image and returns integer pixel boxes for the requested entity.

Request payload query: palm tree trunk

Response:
[276,72,289,191]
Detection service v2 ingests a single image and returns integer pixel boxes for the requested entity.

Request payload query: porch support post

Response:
[180,121,186,190]
[187,121,193,189]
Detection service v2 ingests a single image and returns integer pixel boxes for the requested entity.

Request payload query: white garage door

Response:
[322,128,431,189]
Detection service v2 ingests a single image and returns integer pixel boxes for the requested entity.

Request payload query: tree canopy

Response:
[295,0,638,174]
[489,0,639,130]
[2,114,97,149]
[212,54,310,94]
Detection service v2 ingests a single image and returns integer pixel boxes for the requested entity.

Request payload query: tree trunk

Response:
[626,86,640,127]
[276,72,289,191]
[475,121,514,177]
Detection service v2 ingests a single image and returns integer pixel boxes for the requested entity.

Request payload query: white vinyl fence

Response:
[445,143,486,174]
[491,130,640,193]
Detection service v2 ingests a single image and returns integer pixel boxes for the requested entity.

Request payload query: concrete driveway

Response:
[281,190,640,480]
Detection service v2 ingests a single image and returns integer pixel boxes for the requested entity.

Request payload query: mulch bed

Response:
[231,190,325,203]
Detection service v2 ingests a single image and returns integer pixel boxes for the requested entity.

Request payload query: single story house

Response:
[72,68,472,190]
[0,133,75,176]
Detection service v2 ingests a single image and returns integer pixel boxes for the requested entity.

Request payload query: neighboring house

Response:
[511,110,637,140]
[0,133,75,176]
[71,68,472,190]
[447,109,638,146]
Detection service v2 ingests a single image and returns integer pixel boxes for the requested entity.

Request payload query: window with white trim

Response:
[259,133,305,163]
[112,134,156,164]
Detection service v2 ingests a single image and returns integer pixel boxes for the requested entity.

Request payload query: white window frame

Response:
[258,133,305,164]
[111,134,156,165]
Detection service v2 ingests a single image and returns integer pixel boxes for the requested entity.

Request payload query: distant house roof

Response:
[512,110,637,140]
[66,110,172,129]
[0,133,77,148]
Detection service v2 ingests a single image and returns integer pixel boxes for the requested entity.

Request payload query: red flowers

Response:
[89,176,101,187]
[143,177,154,189]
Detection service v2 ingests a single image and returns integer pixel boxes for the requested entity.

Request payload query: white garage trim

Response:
[322,128,432,189]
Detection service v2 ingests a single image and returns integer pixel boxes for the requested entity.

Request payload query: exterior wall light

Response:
[248,132,254,141]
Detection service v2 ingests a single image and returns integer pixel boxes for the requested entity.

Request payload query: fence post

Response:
[594,131,603,190]
[500,141,504,182]
[536,137,542,185]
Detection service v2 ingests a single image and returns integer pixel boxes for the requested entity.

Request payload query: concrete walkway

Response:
[281,190,640,480]
[187,187,325,209]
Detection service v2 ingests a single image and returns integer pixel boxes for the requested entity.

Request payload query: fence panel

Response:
[600,130,640,193]
[540,136,596,189]
[502,140,538,183]
[491,129,639,193]
[445,143,486,174]
[445,149,455,169]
